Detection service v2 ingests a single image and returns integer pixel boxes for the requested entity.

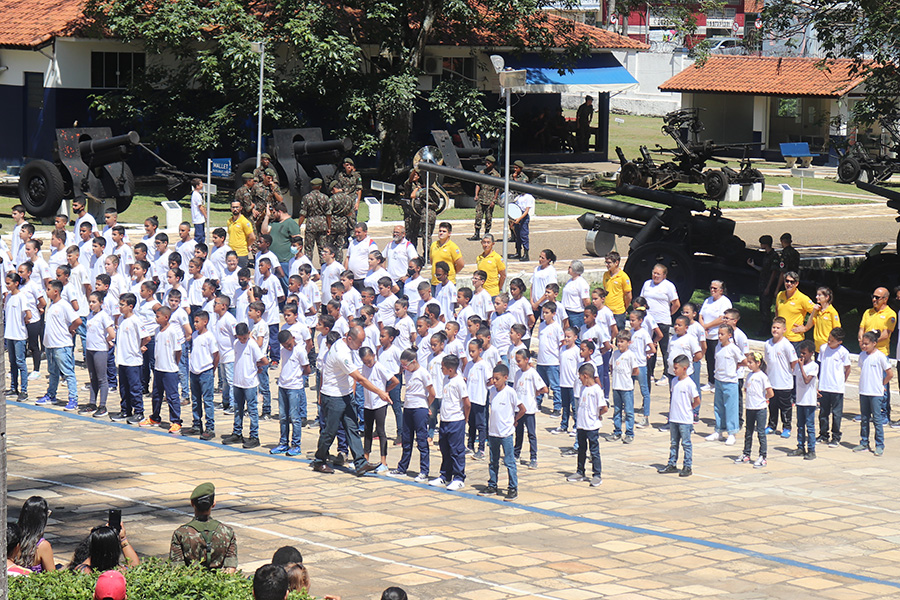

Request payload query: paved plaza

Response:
[7,347,900,600]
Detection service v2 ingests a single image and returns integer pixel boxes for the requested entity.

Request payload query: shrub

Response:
[10,558,315,600]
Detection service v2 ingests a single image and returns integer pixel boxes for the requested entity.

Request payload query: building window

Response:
[777,98,800,118]
[439,57,475,84]
[91,52,145,89]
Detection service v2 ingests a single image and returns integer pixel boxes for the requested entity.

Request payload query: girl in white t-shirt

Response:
[855,330,893,455]
[737,351,773,468]
[513,349,548,469]
[360,346,399,472]
[465,339,491,458]
[709,324,746,446]
[378,326,404,441]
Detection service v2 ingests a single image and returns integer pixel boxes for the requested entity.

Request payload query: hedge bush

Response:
[9,559,315,600]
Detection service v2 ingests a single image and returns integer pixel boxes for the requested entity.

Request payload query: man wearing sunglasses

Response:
[859,287,897,425]
[775,271,815,348]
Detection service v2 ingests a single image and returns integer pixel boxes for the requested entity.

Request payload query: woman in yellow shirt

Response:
[475,234,506,296]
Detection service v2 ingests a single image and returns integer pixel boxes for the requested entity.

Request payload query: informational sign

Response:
[755,19,763,29]
[209,158,232,178]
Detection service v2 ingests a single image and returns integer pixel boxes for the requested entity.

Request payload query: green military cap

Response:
[310,178,323,185]
[261,152,271,160]
[191,482,215,500]
[514,160,525,168]
[485,155,496,163]
[264,168,277,177]
[242,173,254,181]
[343,157,354,166]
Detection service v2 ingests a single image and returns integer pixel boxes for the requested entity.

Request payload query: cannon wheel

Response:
[100,164,136,213]
[619,162,644,187]
[837,156,861,183]
[852,253,900,310]
[703,169,729,200]
[747,168,765,193]
[624,242,695,306]
[18,159,65,217]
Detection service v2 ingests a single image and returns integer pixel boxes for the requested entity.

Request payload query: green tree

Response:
[761,0,900,125]
[84,0,592,174]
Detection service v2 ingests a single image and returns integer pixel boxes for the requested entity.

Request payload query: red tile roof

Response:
[0,0,87,48]
[659,55,867,97]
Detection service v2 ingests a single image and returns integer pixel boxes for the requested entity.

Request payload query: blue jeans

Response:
[75,322,87,362]
[613,312,627,331]
[219,361,234,410]
[713,380,740,434]
[818,391,843,442]
[355,383,365,434]
[636,365,651,417]
[316,393,367,470]
[514,414,537,462]
[268,324,280,362]
[796,405,816,452]
[232,385,259,439]
[514,214,529,251]
[576,428,601,476]
[258,364,271,415]
[428,396,442,439]
[488,435,517,490]
[537,365,560,411]
[278,387,303,448]
[612,389,634,436]
[118,364,143,416]
[691,361,702,419]
[567,311,585,331]
[190,367,215,431]
[438,418,466,482]
[47,346,78,404]
[389,371,402,434]
[668,423,693,468]
[194,222,205,244]
[7,339,27,395]
[560,387,575,430]
[599,351,611,398]
[141,338,156,393]
[467,404,486,452]
[859,394,885,450]
[179,342,190,402]
[151,370,181,423]
[107,349,118,390]
[397,407,430,474]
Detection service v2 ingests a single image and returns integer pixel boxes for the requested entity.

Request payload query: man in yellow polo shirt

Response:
[602,251,632,330]
[430,221,465,285]
[227,200,256,268]
[775,271,815,344]
[858,286,897,425]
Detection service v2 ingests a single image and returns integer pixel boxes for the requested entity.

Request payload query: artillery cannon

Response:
[837,117,900,184]
[617,108,765,201]
[18,127,139,217]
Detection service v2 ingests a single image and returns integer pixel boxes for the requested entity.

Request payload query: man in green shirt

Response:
[261,201,301,289]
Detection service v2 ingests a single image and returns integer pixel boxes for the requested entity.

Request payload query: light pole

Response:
[251,41,265,168]
[490,56,526,281]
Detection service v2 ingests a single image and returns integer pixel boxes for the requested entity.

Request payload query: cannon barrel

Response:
[78,131,140,157]
[456,147,490,158]
[617,184,708,212]
[416,162,662,223]
[292,138,352,157]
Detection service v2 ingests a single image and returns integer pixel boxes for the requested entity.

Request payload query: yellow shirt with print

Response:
[812,304,840,350]
[603,270,631,314]
[860,306,897,355]
[476,251,506,296]
[775,289,816,342]
[226,214,254,256]
[430,240,463,284]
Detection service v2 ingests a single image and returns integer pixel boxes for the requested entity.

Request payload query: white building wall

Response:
[609,51,691,116]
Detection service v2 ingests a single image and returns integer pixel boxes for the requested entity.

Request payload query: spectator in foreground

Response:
[253,564,289,600]
[7,523,31,577]
[15,495,56,572]
[271,545,303,566]
[94,570,127,600]
[169,482,237,572]
[73,525,139,573]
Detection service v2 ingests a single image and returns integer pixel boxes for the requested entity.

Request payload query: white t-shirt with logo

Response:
[488,385,521,438]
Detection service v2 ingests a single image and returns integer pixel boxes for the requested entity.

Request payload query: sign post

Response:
[207,158,232,228]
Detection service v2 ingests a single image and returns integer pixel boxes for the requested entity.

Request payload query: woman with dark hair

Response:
[15,496,55,572]
[73,524,140,573]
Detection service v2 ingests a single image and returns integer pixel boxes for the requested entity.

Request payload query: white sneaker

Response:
[655,378,668,387]
[753,456,767,468]
[428,477,447,487]
[724,434,736,446]
[446,480,465,491]
[28,371,40,381]
[413,473,429,483]
[705,432,721,441]
[701,383,714,392]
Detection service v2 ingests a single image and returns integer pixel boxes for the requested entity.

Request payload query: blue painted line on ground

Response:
[9,400,900,589]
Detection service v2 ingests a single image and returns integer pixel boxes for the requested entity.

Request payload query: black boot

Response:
[467,229,481,241]
[519,249,529,262]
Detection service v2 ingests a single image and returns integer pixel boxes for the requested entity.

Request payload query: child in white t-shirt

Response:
[628,310,655,429]
[431,354,470,491]
[360,346,399,473]
[610,331,638,442]
[552,327,580,434]
[513,349,547,469]
[536,302,564,414]
[657,355,699,477]
[763,317,798,437]
[479,363,525,502]
[817,327,851,447]
[378,326,404,443]
[465,338,491,459]
[709,324,746,446]
[507,324,528,383]
[388,349,435,481]
[791,340,819,458]
[855,330,893,456]
[566,363,608,487]
[737,351,773,468]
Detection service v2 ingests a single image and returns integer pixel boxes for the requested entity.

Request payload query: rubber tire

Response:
[100,164,136,214]
[837,156,861,183]
[748,168,766,193]
[624,242,696,306]
[619,162,644,188]
[18,159,65,217]
[703,169,729,200]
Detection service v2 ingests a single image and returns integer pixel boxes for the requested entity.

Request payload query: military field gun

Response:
[617,108,765,201]
[837,117,900,184]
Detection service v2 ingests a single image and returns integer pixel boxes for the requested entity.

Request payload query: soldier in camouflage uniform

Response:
[252,153,279,185]
[328,179,356,262]
[250,168,283,251]
[169,482,238,572]
[331,157,363,218]
[468,155,500,241]
[297,178,332,263]
[234,173,256,220]
[508,160,529,255]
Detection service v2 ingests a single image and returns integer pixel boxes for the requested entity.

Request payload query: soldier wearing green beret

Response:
[252,153,279,185]
[468,155,500,241]
[297,177,332,263]
[169,482,238,572]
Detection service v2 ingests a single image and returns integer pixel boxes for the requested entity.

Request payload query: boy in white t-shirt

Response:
[146,306,183,432]
[431,354,470,490]
[609,331,638,442]
[763,317,798,437]
[388,349,435,482]
[248,301,273,420]
[657,355,700,477]
[817,327,851,447]
[507,324,528,383]
[490,293,516,362]
[552,327,580,434]
[513,349,547,470]
[536,302,564,415]
[470,270,493,321]
[479,363,525,502]
[38,280,82,411]
[272,330,312,457]
[393,298,416,351]
[465,338,491,459]
[566,363,608,487]
[111,293,147,423]
[182,310,219,440]
[854,330,893,456]
[789,340,819,459]
[629,310,655,429]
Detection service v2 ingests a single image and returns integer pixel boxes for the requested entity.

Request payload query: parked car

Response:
[705,37,746,55]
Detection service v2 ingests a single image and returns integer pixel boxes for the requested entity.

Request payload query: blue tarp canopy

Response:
[499,53,638,94]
